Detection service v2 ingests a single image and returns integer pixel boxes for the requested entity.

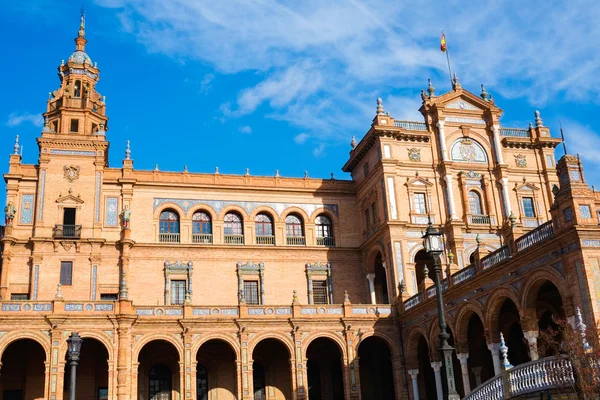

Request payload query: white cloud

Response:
[239,125,252,134]
[561,120,600,167]
[6,112,43,128]
[312,143,326,158]
[294,133,309,144]
[97,0,600,142]
[199,73,214,94]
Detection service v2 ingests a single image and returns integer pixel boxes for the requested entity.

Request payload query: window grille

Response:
[171,280,186,305]
[312,280,329,304]
[60,261,73,285]
[244,281,260,305]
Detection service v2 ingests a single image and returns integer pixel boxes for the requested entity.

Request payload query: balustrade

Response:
[516,221,554,252]
[256,235,275,245]
[224,234,244,245]
[159,233,180,243]
[394,120,428,131]
[481,245,510,269]
[192,233,212,244]
[469,214,491,225]
[53,224,82,239]
[500,128,531,138]
[286,236,305,246]
[316,236,335,246]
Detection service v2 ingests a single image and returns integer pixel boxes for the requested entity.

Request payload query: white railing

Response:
[481,245,510,269]
[516,221,554,252]
[286,236,306,246]
[256,235,275,245]
[394,120,428,131]
[466,357,575,400]
[159,233,180,243]
[224,234,244,245]
[500,127,531,138]
[192,234,212,244]
[469,214,491,225]
[452,264,476,285]
[316,236,335,246]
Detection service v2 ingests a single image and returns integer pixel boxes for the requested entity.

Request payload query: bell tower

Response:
[41,8,109,163]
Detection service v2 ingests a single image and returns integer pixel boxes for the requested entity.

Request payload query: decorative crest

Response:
[376,97,385,115]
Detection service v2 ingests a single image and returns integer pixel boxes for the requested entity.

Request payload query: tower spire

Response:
[75,7,87,52]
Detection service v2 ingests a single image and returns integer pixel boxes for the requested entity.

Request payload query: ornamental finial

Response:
[480,84,488,100]
[350,136,358,150]
[13,135,19,155]
[453,73,459,88]
[154,164,159,171]
[534,110,543,127]
[576,307,591,349]
[125,140,131,160]
[427,79,435,98]
[376,97,385,115]
[499,332,513,370]
[78,7,86,38]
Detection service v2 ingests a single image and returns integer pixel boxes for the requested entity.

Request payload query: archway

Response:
[416,336,436,400]
[358,337,395,400]
[0,339,46,400]
[466,313,494,389]
[414,250,435,287]
[306,337,344,400]
[374,253,389,304]
[498,299,530,366]
[534,281,565,357]
[252,338,292,400]
[138,340,181,400]
[63,337,109,400]
[196,339,237,400]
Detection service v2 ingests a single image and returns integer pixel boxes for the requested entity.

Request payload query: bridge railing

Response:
[465,356,575,400]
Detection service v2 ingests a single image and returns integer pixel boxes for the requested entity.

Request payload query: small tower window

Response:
[70,119,79,133]
[74,80,81,98]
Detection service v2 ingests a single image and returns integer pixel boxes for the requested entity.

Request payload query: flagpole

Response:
[442,30,454,88]
[559,120,568,156]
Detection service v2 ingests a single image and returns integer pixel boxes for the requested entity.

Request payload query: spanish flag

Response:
[440,32,447,52]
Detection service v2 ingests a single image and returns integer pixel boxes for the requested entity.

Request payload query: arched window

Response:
[468,191,483,215]
[286,214,305,245]
[74,80,81,98]
[159,210,180,243]
[255,213,274,245]
[315,214,335,246]
[224,212,244,244]
[192,211,212,244]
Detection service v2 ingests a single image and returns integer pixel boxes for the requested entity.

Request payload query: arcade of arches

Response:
[405,278,569,399]
[0,332,399,400]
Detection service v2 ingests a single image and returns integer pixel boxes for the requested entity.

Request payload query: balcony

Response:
[159,233,180,243]
[224,234,244,245]
[286,236,306,246]
[468,214,491,225]
[192,234,212,244]
[53,224,81,239]
[256,235,275,245]
[316,236,335,247]
[499,127,531,138]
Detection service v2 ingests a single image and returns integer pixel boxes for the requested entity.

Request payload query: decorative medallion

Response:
[450,137,487,163]
[63,165,80,182]
[407,148,421,162]
[458,139,476,161]
[514,154,527,168]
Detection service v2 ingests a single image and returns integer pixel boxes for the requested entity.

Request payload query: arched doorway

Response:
[498,299,530,366]
[196,339,237,400]
[358,337,395,400]
[466,313,494,388]
[138,340,181,400]
[0,339,46,400]
[534,281,565,357]
[306,337,344,400]
[63,337,109,400]
[252,338,292,400]
[416,335,436,400]
[414,250,435,288]
[374,253,389,304]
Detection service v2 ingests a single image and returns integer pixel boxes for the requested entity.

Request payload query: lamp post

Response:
[423,218,460,400]
[67,332,83,400]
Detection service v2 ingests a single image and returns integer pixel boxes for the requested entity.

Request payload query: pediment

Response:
[514,183,539,192]
[405,177,434,187]
[446,99,482,111]
[436,89,502,113]
[56,194,84,204]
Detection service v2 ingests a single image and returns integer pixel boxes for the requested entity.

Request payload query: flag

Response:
[440,32,447,52]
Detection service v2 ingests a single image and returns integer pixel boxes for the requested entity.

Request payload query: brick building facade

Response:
[2,14,599,400]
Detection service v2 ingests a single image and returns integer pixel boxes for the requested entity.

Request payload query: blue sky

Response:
[2,0,600,190]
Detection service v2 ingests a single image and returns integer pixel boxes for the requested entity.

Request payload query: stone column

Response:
[456,353,471,395]
[117,318,135,400]
[350,357,361,400]
[500,178,512,218]
[431,361,443,400]
[487,343,501,376]
[490,125,505,165]
[471,366,482,387]
[436,121,448,161]
[366,273,376,304]
[391,356,405,400]
[444,175,458,220]
[408,369,419,400]
[523,331,539,361]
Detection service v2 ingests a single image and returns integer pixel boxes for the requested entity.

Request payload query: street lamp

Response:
[67,332,83,400]
[422,218,460,400]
